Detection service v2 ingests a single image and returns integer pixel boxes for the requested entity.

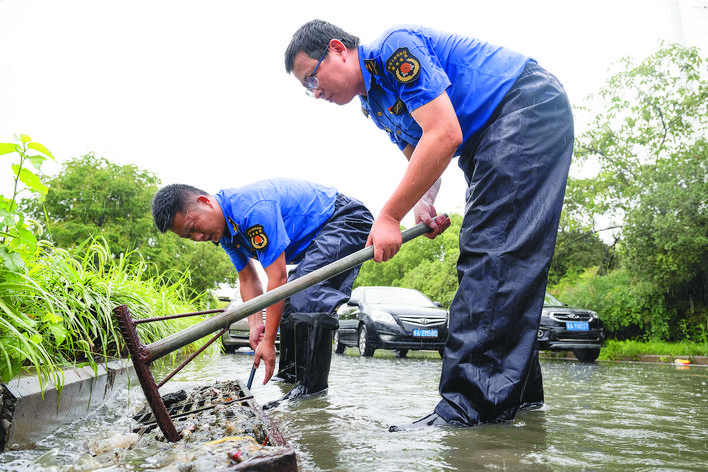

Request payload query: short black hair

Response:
[151,184,208,233]
[284,19,360,73]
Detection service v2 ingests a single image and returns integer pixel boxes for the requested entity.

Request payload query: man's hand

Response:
[249,323,265,351]
[253,337,277,384]
[413,201,451,239]
[250,253,287,385]
[366,214,403,262]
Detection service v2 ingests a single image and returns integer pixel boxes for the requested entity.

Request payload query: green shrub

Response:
[551,266,676,341]
[1,136,211,389]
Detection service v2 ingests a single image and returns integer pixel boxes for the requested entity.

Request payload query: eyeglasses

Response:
[305,43,330,97]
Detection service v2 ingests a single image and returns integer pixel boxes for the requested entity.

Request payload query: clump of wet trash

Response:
[65,380,292,471]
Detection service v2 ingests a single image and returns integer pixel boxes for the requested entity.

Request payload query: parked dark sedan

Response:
[334,286,448,357]
[537,292,605,362]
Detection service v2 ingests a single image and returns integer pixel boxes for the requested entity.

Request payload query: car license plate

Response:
[413,328,438,338]
[566,322,589,331]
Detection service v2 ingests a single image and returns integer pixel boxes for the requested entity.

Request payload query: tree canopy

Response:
[557,43,708,340]
[21,154,237,300]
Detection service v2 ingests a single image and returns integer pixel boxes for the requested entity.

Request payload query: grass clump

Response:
[600,339,708,361]
[0,238,211,390]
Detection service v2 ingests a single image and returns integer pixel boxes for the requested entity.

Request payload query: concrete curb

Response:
[1,359,136,451]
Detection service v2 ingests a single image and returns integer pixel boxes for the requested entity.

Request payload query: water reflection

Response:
[1,351,707,471]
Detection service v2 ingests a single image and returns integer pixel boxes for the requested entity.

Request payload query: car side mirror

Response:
[433,301,443,308]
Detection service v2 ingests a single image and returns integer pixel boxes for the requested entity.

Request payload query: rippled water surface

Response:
[2,351,707,471]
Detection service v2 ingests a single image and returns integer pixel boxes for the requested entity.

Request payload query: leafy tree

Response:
[548,227,612,285]
[26,154,157,255]
[623,141,708,289]
[21,154,238,300]
[568,43,708,339]
[552,266,673,341]
[355,213,462,307]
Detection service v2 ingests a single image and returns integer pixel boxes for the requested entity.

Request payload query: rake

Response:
[113,220,436,442]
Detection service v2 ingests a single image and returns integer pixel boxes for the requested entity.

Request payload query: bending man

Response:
[285,20,573,428]
[152,178,373,404]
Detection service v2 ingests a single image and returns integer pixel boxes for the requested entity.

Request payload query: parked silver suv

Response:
[220,298,275,353]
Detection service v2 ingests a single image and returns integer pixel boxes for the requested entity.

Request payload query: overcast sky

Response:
[1,0,707,226]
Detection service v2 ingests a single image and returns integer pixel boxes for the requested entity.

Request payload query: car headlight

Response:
[369,309,397,325]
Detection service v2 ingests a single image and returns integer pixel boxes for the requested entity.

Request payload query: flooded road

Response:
[1,350,707,471]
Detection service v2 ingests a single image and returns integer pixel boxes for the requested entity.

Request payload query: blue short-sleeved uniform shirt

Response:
[358,25,532,153]
[214,179,338,272]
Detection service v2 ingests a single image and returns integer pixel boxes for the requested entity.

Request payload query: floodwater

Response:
[1,350,707,471]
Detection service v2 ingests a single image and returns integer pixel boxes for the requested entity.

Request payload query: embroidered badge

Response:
[388,98,408,116]
[247,225,268,250]
[385,47,420,84]
[364,59,382,76]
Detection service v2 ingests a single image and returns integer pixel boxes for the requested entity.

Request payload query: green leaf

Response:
[28,142,54,159]
[43,311,64,324]
[0,343,23,383]
[0,247,25,271]
[0,143,19,155]
[15,225,38,247]
[27,155,47,170]
[46,323,68,347]
[19,134,31,143]
[11,165,48,195]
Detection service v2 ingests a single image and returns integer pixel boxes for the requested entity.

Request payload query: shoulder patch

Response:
[385,47,421,84]
[388,98,408,116]
[246,224,268,250]
[364,59,382,76]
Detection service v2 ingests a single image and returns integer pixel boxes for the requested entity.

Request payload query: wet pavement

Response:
[1,350,707,471]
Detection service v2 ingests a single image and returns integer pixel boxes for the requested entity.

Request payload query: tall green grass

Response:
[1,136,216,392]
[0,237,212,391]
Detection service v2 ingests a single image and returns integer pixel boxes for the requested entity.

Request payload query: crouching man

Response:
[151,178,373,405]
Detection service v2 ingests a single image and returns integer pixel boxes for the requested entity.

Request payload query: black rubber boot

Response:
[519,349,544,410]
[264,313,337,409]
[273,319,297,383]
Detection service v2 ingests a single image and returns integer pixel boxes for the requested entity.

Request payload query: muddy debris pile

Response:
[67,380,296,471]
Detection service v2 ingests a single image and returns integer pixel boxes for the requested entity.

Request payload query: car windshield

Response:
[363,288,434,306]
[544,292,565,307]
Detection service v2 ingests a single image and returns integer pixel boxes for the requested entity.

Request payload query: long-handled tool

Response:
[114,220,436,442]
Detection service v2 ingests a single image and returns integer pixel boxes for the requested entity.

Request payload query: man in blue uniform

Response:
[151,178,374,403]
[284,21,573,428]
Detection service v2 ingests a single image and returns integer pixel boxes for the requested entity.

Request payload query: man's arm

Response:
[402,146,451,240]
[238,259,266,349]
[368,91,460,261]
[253,252,288,384]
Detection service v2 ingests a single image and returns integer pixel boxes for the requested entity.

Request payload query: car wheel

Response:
[358,324,375,357]
[333,329,346,354]
[574,348,600,363]
[393,349,408,358]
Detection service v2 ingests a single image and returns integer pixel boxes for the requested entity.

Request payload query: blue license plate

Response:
[413,328,438,338]
[566,322,589,331]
